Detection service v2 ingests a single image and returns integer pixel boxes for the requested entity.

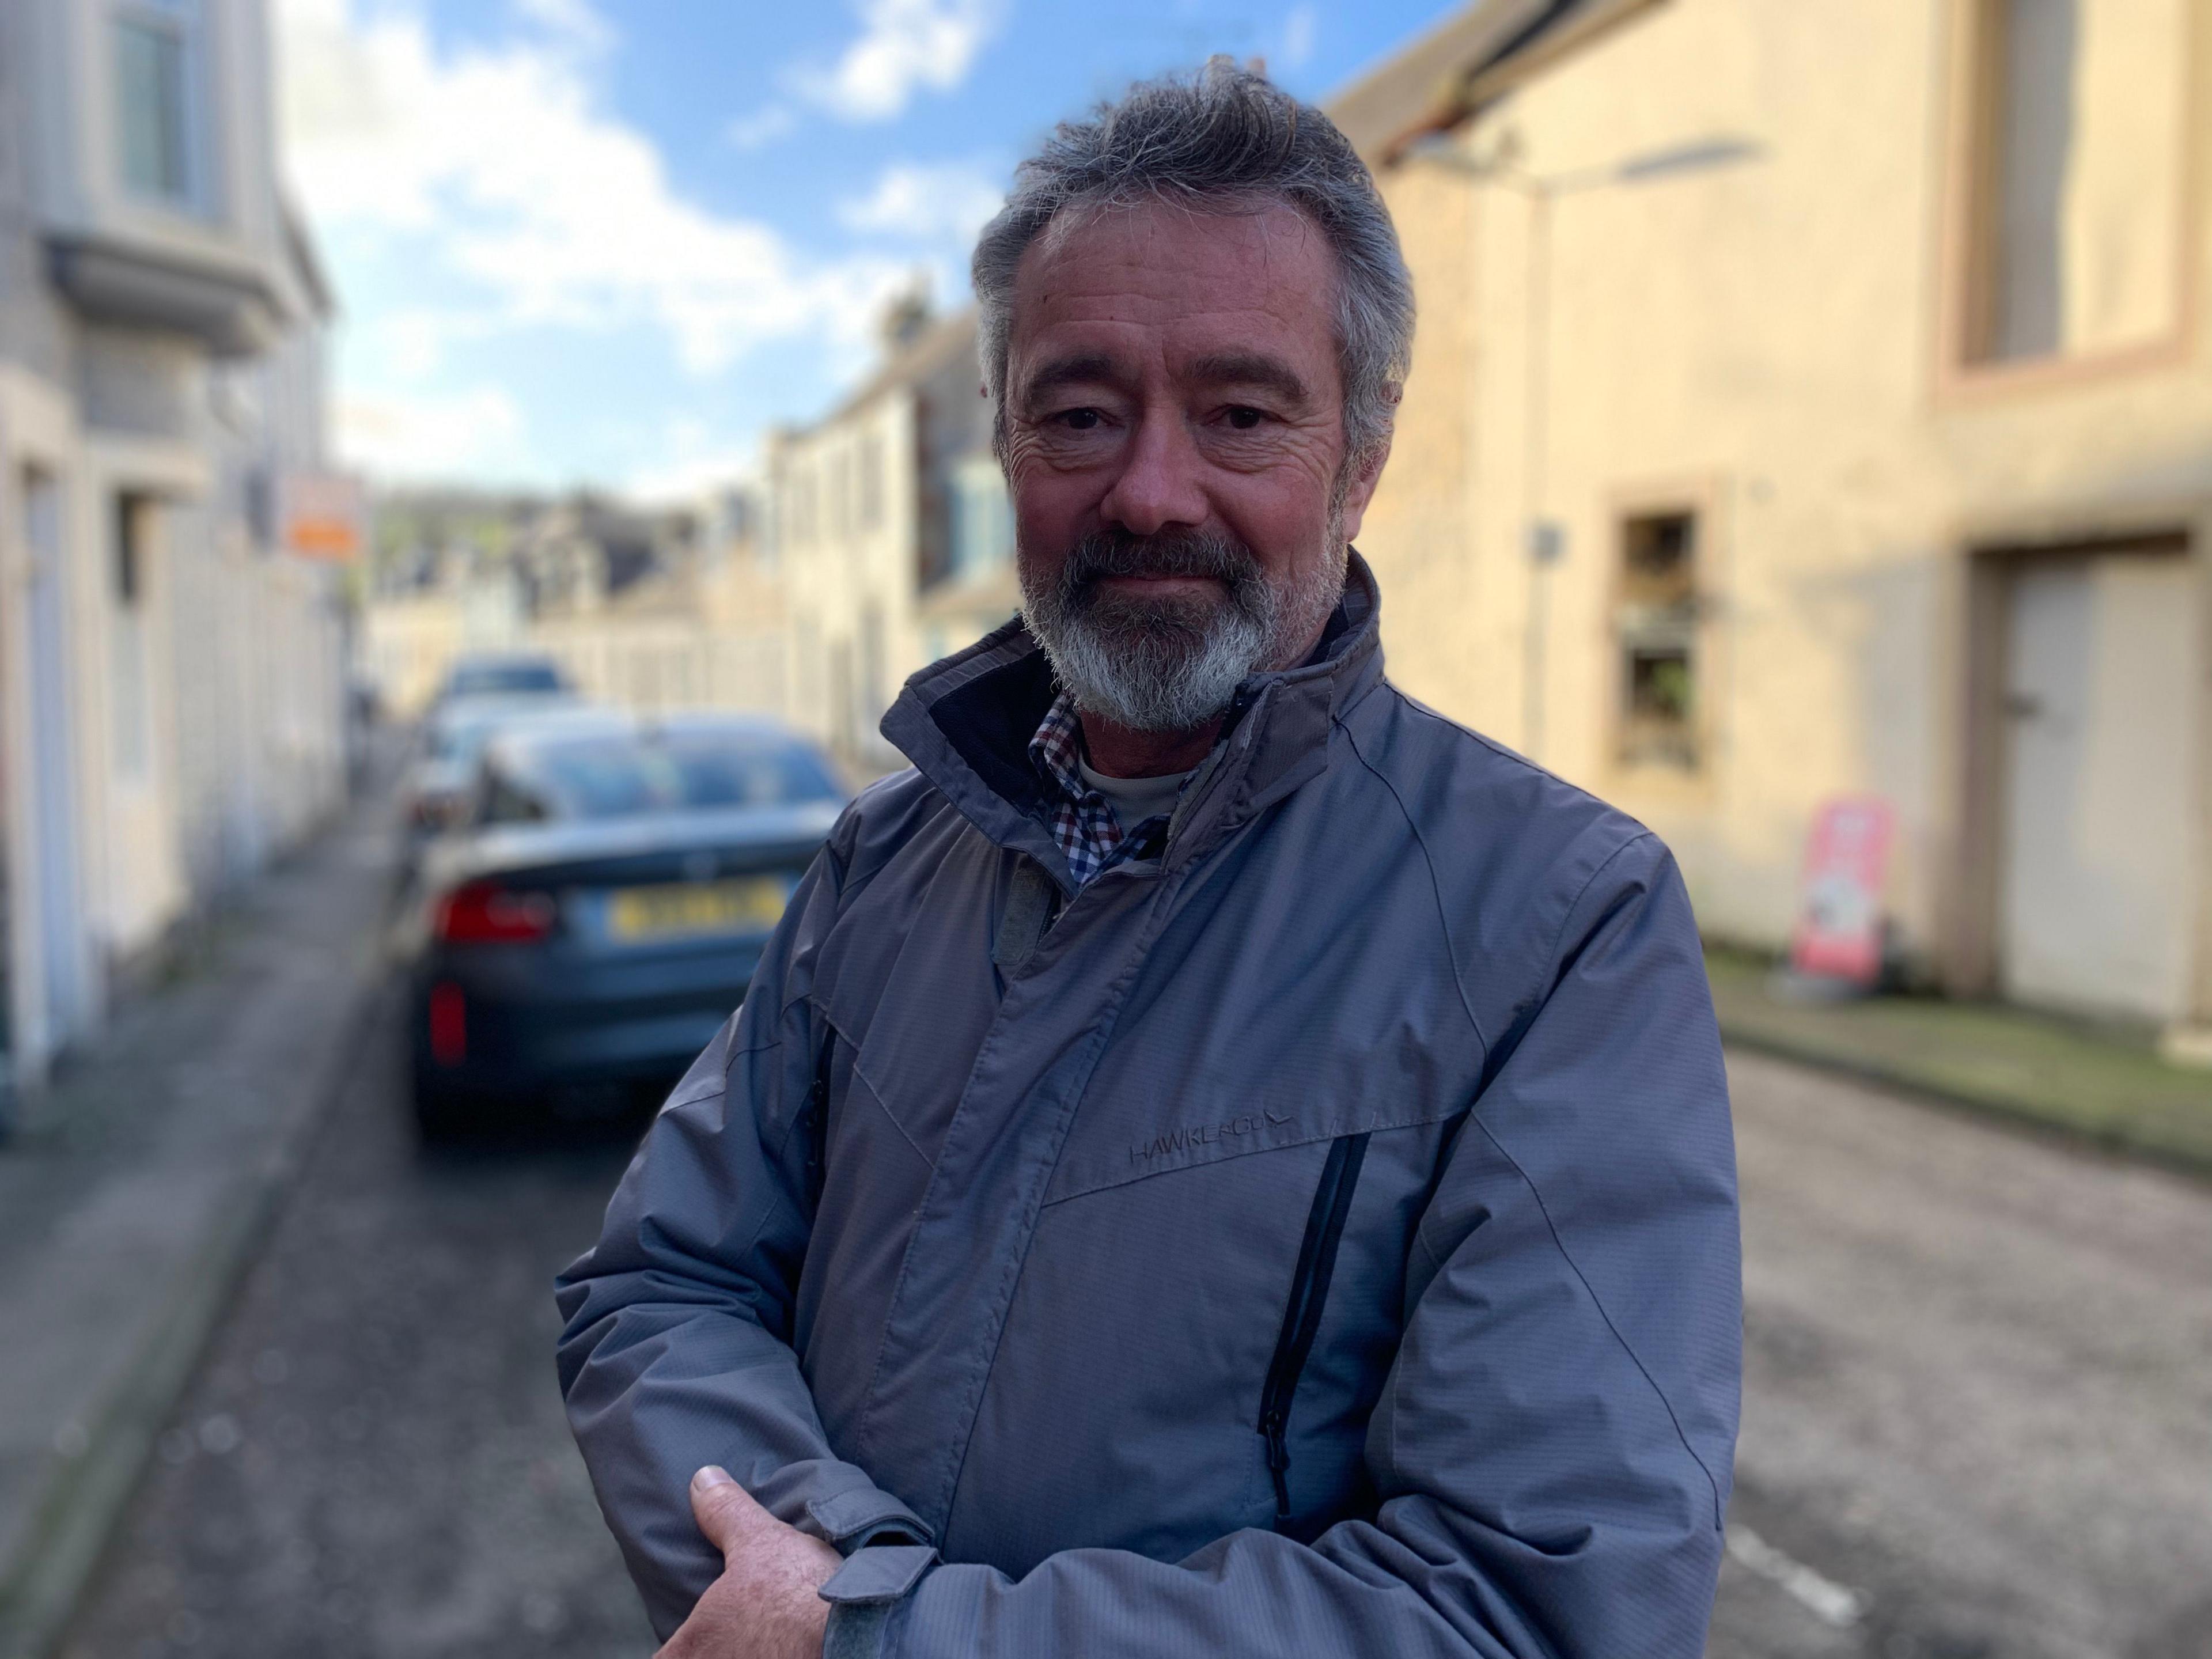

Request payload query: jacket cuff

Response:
[802,1488,933,1553]
[822,1602,891,1659]
[819,1544,936,1659]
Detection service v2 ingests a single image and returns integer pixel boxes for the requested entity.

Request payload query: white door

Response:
[2000,555,2198,1021]
[25,470,90,1052]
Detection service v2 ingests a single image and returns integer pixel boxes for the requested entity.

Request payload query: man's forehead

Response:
[1009,199,1337,365]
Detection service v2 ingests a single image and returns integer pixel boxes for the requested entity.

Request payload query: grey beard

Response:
[1019,528,1345,734]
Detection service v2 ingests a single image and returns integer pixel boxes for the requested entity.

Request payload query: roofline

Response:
[1329,0,1672,168]
[789,308,982,441]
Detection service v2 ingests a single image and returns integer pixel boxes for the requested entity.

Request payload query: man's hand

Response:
[654,1466,842,1659]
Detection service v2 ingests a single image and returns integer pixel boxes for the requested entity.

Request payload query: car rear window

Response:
[524,731,840,819]
[448,661,566,696]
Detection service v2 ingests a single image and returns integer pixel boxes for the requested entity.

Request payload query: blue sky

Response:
[278,0,1466,499]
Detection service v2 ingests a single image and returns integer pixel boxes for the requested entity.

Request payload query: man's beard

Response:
[1019,528,1345,734]
[1017,526,1344,734]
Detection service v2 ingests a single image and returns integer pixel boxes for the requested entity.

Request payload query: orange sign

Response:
[282,474,365,560]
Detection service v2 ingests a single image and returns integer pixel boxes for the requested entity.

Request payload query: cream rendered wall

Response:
[1357,0,2211,1008]
[779,388,923,771]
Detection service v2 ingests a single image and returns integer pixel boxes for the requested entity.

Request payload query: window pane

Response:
[1616,510,1700,771]
[1973,0,2186,362]
[116,18,189,202]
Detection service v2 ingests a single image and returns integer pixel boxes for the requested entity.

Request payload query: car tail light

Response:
[428,982,467,1065]
[436,881,558,944]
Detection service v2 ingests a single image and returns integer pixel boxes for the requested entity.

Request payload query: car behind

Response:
[430,651,574,709]
[399,712,844,1136]
[397,693,598,876]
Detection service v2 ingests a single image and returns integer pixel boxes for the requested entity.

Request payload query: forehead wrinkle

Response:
[1020,351,1130,403]
[1184,350,1312,406]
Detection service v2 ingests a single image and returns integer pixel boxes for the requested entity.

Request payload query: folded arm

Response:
[556,844,927,1641]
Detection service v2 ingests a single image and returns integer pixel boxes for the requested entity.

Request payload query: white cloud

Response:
[795,0,1002,123]
[837,160,1004,244]
[277,0,915,380]
[725,104,798,151]
[1281,4,1319,72]
[338,385,531,482]
[512,0,615,58]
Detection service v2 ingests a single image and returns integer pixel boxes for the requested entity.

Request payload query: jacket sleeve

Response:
[824,832,1741,1659]
[555,831,929,1641]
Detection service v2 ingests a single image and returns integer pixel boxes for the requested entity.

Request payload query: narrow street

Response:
[56,995,2212,1657]
[57,979,658,1658]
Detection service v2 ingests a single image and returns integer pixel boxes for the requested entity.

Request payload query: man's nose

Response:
[1097,410,1207,536]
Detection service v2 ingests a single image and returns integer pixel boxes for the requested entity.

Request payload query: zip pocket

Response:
[802,1030,834,1213]
[1257,1131,1370,1524]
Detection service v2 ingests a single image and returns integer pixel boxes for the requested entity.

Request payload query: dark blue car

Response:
[400,709,844,1136]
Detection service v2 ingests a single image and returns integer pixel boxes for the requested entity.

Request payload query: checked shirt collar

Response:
[1028,693,1176,888]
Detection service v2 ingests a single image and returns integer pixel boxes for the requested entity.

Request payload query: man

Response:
[558,61,1740,1659]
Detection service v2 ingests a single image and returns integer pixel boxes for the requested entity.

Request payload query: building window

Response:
[115,2,200,208]
[1960,0,2187,365]
[858,434,885,532]
[949,454,1014,581]
[1615,510,1699,771]
[112,495,155,784]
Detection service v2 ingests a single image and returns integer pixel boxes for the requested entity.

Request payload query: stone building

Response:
[1336,0,2209,1031]
[0,0,351,1103]
[767,302,1013,771]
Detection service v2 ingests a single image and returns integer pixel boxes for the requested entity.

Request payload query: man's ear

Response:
[1335,429,1395,546]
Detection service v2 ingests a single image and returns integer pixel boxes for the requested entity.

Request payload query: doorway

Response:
[1982,533,2198,1021]
[24,468,87,1057]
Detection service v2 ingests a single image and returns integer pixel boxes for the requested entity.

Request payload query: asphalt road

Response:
[58,1006,2212,1657]
[1708,1051,2212,1659]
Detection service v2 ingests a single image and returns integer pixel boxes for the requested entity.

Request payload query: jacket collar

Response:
[881,551,1387,892]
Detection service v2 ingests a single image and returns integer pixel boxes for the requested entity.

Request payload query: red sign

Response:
[1789,796,1895,986]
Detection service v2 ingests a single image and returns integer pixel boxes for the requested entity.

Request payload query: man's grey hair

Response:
[974,58,1414,471]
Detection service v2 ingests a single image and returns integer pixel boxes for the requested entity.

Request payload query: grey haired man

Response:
[558,60,1741,1659]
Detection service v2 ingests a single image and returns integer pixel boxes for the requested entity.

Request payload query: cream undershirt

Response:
[1075,756,1191,835]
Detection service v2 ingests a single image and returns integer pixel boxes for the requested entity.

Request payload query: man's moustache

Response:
[1062,532,1259,596]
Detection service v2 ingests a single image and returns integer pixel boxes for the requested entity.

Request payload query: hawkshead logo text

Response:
[1130,1108,1293,1165]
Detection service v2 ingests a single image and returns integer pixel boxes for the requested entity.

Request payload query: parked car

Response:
[397,692,593,873]
[430,652,575,710]
[399,711,846,1135]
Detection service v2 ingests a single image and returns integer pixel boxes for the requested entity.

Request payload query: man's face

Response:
[1002,200,1387,733]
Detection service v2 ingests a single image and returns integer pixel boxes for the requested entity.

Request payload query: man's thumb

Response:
[688,1465,769,1557]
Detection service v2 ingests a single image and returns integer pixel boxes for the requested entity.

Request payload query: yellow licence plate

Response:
[608,877,788,941]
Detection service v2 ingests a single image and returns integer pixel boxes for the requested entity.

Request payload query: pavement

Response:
[1708,949,2212,1176]
[0,773,396,1659]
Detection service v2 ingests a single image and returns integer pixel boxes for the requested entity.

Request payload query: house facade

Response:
[768,304,1013,772]
[1338,0,2211,1030]
[0,0,351,1103]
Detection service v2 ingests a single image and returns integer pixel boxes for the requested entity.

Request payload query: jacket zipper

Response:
[1257,1131,1370,1523]
[802,1030,834,1212]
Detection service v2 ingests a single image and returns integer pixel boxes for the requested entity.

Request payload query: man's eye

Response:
[1225,406,1266,430]
[1054,408,1101,431]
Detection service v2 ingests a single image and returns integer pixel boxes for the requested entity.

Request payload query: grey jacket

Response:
[556,556,1741,1657]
